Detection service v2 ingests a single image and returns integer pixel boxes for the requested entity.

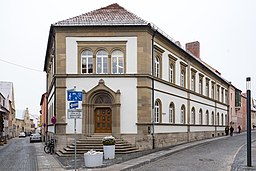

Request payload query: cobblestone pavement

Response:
[0,137,37,171]
[133,132,256,171]
[2,132,256,171]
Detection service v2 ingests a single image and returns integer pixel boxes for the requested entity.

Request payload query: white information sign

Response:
[68,109,82,119]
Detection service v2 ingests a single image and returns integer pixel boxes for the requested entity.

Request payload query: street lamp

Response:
[246,77,252,167]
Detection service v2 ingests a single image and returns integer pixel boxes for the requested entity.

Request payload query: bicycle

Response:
[44,139,55,154]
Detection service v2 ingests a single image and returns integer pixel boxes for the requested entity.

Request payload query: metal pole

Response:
[246,77,251,167]
[74,118,77,171]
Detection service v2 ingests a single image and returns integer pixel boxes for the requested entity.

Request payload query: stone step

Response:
[56,135,140,157]
[57,148,140,157]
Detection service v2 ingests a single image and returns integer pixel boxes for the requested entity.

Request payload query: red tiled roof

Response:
[54,3,148,26]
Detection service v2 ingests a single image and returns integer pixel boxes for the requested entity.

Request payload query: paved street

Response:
[0,137,37,171]
[134,132,256,171]
[1,133,256,171]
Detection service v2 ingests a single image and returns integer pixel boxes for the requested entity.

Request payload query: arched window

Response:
[211,112,214,125]
[169,103,175,123]
[199,109,203,125]
[154,100,161,123]
[96,50,108,74]
[206,110,209,125]
[217,113,220,125]
[111,50,124,74]
[225,114,228,125]
[155,56,160,78]
[170,64,174,83]
[181,105,186,124]
[81,50,93,74]
[191,107,195,124]
[221,113,224,126]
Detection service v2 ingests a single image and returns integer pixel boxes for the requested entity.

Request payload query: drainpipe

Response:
[151,26,157,149]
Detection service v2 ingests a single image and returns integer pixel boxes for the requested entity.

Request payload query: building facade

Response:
[0,81,16,138]
[44,3,229,150]
[40,93,47,141]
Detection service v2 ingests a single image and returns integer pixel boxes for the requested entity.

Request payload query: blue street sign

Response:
[69,101,79,109]
[67,91,83,101]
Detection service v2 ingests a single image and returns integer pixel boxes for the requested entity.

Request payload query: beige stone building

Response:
[44,3,229,151]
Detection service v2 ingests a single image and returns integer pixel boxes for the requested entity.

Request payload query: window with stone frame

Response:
[225,114,228,125]
[205,78,210,97]
[221,87,224,103]
[225,90,228,104]
[96,50,108,74]
[191,107,195,124]
[111,50,124,74]
[154,45,164,79]
[206,110,209,125]
[169,102,175,123]
[191,68,197,92]
[217,112,220,125]
[180,62,187,88]
[217,85,220,101]
[221,113,224,126]
[169,55,177,84]
[154,100,161,123]
[211,112,214,125]
[211,82,215,99]
[81,49,93,74]
[155,56,161,78]
[199,109,203,125]
[180,105,186,124]
[199,73,204,95]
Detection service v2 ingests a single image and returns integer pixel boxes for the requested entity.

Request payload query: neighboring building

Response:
[229,84,243,132]
[40,93,47,141]
[44,3,229,151]
[251,99,256,128]
[241,93,247,131]
[0,81,16,138]
[23,108,32,134]
[15,118,24,133]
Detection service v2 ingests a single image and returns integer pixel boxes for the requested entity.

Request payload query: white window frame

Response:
[111,50,124,74]
[81,50,93,74]
[96,50,108,74]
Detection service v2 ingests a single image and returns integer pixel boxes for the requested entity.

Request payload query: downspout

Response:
[151,27,157,149]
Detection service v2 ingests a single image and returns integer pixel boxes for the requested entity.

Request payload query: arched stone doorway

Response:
[83,79,121,137]
[94,94,112,133]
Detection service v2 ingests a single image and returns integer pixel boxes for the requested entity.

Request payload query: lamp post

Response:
[246,77,252,167]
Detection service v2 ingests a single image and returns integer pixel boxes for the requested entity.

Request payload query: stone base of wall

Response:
[125,130,226,150]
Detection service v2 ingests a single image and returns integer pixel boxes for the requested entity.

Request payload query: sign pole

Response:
[246,77,252,167]
[74,117,77,171]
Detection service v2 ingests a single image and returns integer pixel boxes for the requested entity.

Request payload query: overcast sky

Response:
[1,0,255,118]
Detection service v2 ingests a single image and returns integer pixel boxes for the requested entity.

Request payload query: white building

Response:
[44,3,229,150]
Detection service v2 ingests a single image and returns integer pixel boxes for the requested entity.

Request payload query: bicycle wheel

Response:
[44,145,50,153]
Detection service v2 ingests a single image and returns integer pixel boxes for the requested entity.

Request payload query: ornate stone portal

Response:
[83,79,121,138]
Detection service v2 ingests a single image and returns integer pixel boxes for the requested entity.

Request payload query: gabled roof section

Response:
[54,3,148,26]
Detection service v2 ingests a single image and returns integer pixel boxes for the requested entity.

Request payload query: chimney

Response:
[185,41,200,58]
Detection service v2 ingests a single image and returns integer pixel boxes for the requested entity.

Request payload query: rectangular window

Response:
[199,74,204,95]
[169,55,177,84]
[205,78,210,97]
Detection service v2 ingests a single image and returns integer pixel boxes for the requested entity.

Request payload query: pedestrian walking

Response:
[230,126,234,136]
[225,126,229,136]
[238,125,241,133]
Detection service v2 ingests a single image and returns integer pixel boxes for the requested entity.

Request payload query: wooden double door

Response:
[94,108,112,133]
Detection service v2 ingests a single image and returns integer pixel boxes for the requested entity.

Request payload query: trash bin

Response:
[84,149,103,167]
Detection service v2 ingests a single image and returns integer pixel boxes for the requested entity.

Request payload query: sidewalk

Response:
[36,133,256,171]
[35,142,65,171]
